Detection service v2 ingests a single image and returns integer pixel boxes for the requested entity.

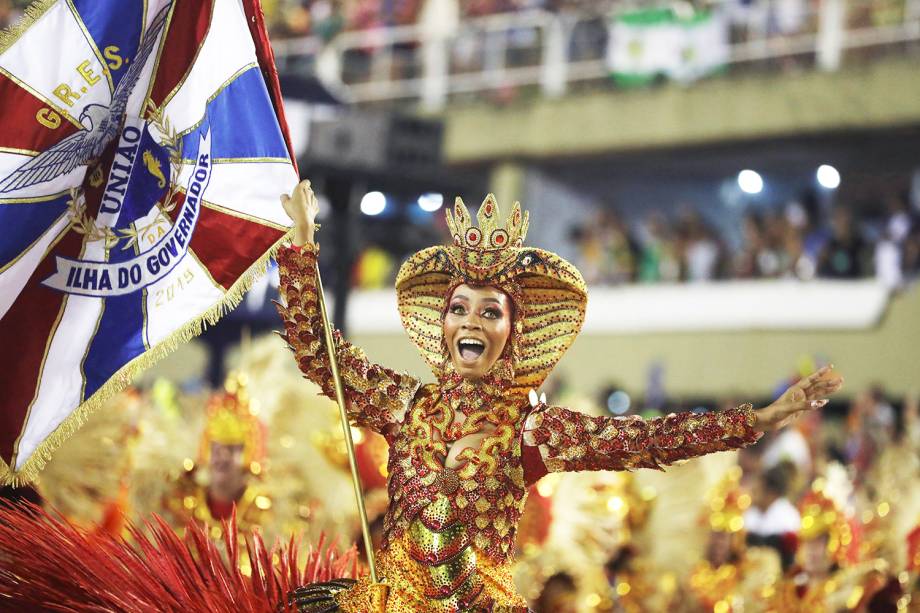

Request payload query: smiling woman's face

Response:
[443,283,512,381]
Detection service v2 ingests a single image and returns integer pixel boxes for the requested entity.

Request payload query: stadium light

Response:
[360,191,386,216]
[737,170,763,195]
[817,164,840,189]
[606,390,631,415]
[417,192,444,212]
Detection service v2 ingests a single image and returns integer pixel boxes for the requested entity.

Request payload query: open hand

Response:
[754,365,844,432]
[280,179,319,246]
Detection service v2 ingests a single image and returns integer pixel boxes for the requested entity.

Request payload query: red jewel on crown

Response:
[491,229,508,248]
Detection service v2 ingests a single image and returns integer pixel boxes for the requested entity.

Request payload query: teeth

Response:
[458,338,485,347]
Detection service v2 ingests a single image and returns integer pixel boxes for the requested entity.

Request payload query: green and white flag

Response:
[672,9,729,83]
[607,7,728,87]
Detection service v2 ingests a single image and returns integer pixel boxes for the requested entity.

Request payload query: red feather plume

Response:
[0,502,359,612]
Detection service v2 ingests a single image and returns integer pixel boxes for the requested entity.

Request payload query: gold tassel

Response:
[0,0,58,56]
[0,230,293,487]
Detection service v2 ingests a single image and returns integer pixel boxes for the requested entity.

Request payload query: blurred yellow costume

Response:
[767,479,891,612]
[686,469,782,613]
[688,471,750,612]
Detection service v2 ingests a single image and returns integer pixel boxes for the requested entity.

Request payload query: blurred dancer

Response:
[686,468,782,613]
[745,462,801,569]
[769,478,892,612]
[162,372,272,539]
[534,572,578,613]
[278,181,844,611]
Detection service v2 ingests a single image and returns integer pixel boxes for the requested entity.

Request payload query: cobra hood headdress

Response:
[395,194,587,396]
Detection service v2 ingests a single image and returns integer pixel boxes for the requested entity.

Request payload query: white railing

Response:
[272,0,920,109]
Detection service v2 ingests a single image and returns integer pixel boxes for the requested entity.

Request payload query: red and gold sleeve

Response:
[523,404,759,474]
[275,244,420,433]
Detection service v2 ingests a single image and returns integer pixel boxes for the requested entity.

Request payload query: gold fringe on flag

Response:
[0,0,58,55]
[0,230,294,487]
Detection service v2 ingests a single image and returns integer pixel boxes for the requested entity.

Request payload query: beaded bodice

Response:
[383,378,531,563]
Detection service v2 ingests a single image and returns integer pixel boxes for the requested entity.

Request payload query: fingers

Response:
[778,397,828,422]
[801,365,832,388]
[294,180,320,213]
[799,365,843,396]
[804,380,839,397]
[814,379,844,396]
[763,393,832,432]
[802,377,844,402]
[296,179,313,200]
[791,398,827,414]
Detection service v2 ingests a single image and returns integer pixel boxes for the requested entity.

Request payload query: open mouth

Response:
[457,337,486,362]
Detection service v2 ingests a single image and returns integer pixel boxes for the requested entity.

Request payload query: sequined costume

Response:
[276,195,761,612]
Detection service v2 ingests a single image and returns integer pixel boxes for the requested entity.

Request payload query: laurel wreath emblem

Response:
[66,100,185,252]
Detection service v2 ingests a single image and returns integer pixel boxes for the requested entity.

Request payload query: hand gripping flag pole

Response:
[312,256,389,610]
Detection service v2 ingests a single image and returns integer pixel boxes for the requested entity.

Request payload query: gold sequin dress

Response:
[276,196,761,612]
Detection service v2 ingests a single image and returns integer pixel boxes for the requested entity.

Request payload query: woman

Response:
[277,180,844,612]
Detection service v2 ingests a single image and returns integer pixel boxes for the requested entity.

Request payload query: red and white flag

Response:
[0,0,297,485]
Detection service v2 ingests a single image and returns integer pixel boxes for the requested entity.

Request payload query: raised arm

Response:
[275,181,420,433]
[523,404,759,474]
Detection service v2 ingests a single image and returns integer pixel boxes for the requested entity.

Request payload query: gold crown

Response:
[200,371,264,465]
[206,410,254,446]
[445,194,529,250]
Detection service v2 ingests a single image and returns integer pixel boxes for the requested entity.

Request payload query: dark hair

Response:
[604,545,637,574]
[762,462,794,497]
[538,572,576,598]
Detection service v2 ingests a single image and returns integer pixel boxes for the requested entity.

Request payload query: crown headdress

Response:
[396,194,587,395]
[200,371,265,466]
[445,195,529,250]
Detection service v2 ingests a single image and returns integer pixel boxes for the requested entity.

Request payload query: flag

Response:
[0,0,298,485]
[607,7,728,87]
[607,8,680,87]
[671,10,729,84]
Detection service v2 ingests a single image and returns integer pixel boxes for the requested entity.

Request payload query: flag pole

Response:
[312,260,387,602]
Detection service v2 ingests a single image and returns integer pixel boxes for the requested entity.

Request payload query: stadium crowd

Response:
[570,193,920,287]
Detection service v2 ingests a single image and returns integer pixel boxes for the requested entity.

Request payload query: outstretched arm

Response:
[523,365,843,475]
[275,180,420,433]
[524,403,760,474]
